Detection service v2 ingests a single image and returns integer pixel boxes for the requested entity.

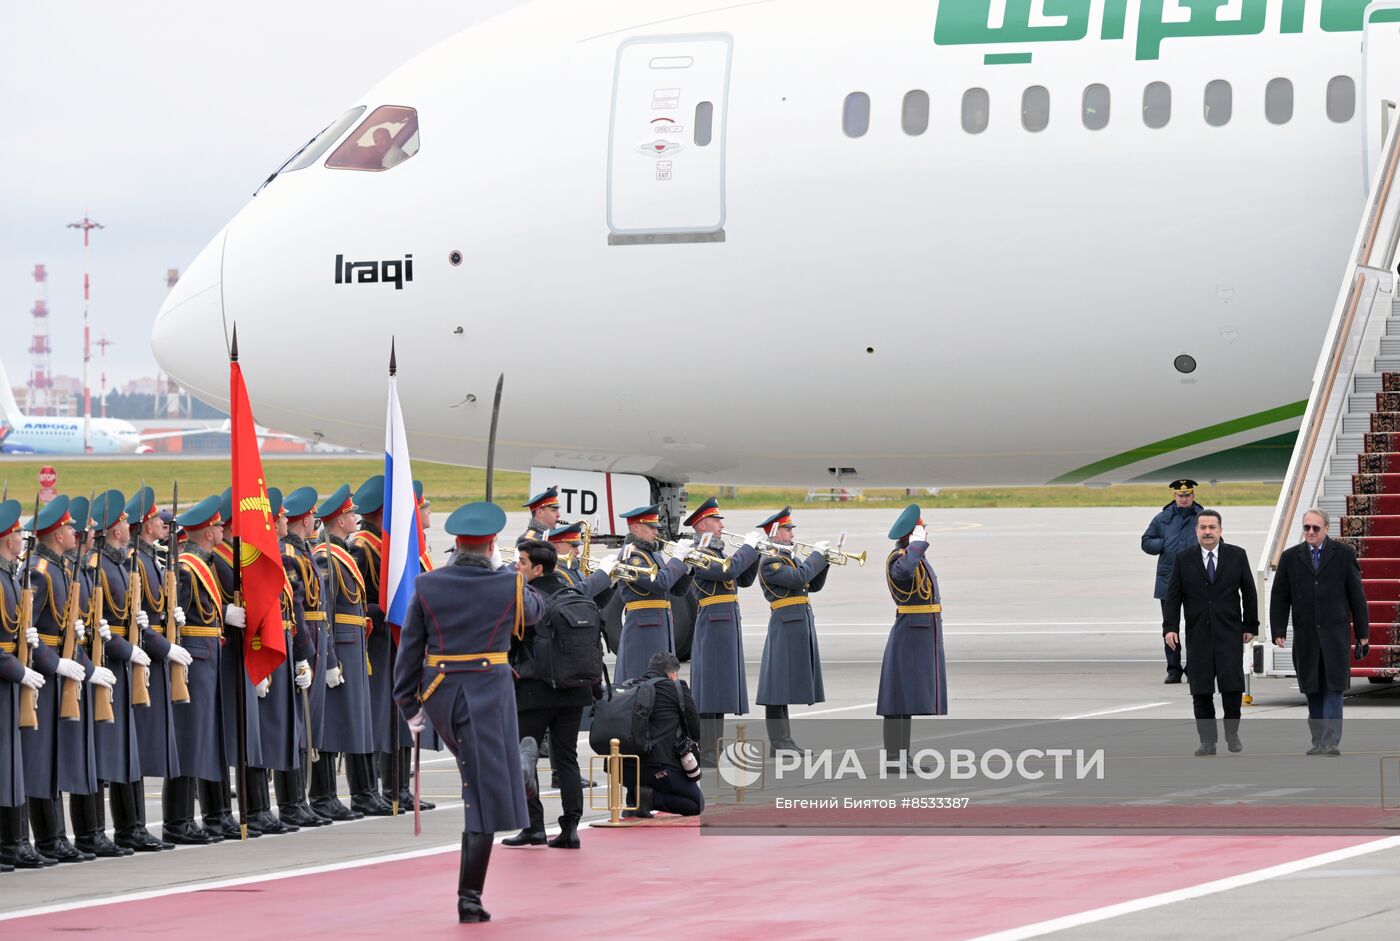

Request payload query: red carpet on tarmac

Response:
[3,825,1380,940]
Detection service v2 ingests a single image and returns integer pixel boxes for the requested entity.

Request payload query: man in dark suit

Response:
[1269,508,1369,756]
[1163,510,1258,755]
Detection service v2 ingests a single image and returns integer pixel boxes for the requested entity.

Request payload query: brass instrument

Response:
[661,535,730,572]
[498,545,519,564]
[580,553,658,584]
[791,535,867,567]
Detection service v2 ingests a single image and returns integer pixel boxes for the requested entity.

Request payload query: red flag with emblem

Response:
[229,333,287,684]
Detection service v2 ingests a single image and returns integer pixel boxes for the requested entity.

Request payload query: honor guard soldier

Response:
[615,504,691,683]
[755,507,830,754]
[90,491,167,852]
[310,485,376,821]
[348,475,398,817]
[126,488,193,842]
[548,522,617,601]
[394,501,546,923]
[0,500,42,870]
[683,498,763,765]
[279,486,334,826]
[167,496,245,844]
[242,488,310,835]
[23,495,105,863]
[208,491,263,837]
[877,506,948,766]
[519,487,561,546]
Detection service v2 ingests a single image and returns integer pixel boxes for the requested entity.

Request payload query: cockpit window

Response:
[286,107,368,172]
[325,105,420,171]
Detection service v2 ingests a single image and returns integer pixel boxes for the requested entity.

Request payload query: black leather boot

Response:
[547,816,581,849]
[248,768,294,834]
[275,769,326,827]
[310,754,361,820]
[161,777,210,845]
[349,754,394,816]
[1,805,52,868]
[112,780,166,853]
[32,797,92,863]
[697,714,722,768]
[458,832,493,923]
[74,790,132,857]
[765,705,800,755]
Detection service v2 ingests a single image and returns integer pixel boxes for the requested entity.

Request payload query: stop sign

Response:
[38,465,57,503]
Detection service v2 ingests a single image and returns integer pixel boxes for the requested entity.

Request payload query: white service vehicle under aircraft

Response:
[152,0,1400,530]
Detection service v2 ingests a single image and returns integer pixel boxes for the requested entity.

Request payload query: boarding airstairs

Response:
[1256,114,1400,680]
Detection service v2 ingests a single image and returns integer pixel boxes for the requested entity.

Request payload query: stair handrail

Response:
[1260,121,1400,589]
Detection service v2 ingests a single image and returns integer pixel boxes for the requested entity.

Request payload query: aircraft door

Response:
[1362,3,1400,187]
[607,34,731,241]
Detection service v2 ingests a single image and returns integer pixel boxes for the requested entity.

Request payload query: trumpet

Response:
[661,537,730,572]
[792,536,867,567]
[498,546,519,563]
[581,554,659,583]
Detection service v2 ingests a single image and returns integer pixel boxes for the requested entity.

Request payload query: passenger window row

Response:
[842,76,1357,137]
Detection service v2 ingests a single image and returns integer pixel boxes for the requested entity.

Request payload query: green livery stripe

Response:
[984,52,1033,64]
[1051,401,1308,484]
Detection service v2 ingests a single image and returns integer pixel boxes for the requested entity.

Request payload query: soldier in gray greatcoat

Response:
[0,500,43,870]
[754,507,830,754]
[615,504,691,683]
[394,501,546,924]
[310,484,375,822]
[682,498,762,765]
[877,505,948,765]
[348,475,396,817]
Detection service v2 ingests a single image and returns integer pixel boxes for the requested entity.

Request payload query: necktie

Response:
[1206,551,1216,583]
[1311,546,1321,572]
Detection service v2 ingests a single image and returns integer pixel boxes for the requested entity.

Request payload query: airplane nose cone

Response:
[152,226,230,405]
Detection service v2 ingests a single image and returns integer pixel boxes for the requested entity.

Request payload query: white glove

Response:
[255,677,270,698]
[743,530,764,549]
[325,665,343,688]
[489,545,505,570]
[167,643,193,668]
[595,554,619,577]
[224,604,246,628]
[56,658,86,682]
[910,524,928,544]
[135,610,150,630]
[90,666,117,689]
[667,538,694,558]
[129,647,152,668]
[173,605,186,627]
[407,710,428,736]
[20,668,45,690]
[73,619,87,642]
[98,619,111,641]
[26,626,39,648]
[810,540,831,555]
[294,660,311,690]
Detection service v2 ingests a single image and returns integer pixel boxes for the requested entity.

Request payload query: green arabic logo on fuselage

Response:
[934,0,1388,63]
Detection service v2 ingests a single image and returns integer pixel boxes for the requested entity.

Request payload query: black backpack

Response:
[532,586,604,690]
[589,675,667,757]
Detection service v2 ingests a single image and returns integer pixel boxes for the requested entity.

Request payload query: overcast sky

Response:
[0,0,523,394]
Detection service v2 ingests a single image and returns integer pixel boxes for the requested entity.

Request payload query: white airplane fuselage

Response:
[152,0,1400,487]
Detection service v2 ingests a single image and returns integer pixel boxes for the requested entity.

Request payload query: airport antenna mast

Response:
[95,334,114,418]
[28,264,52,417]
[67,212,104,451]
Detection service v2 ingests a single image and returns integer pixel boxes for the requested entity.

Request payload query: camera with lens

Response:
[674,735,703,782]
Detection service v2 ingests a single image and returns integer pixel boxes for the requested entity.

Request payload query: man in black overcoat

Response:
[1269,508,1369,755]
[1163,510,1258,755]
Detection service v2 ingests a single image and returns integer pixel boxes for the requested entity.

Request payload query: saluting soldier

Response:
[278,487,334,826]
[348,475,396,817]
[518,487,561,546]
[125,489,193,843]
[683,498,763,765]
[548,522,617,601]
[167,495,246,844]
[23,495,106,863]
[877,506,948,766]
[615,504,691,683]
[0,500,44,870]
[310,484,375,821]
[755,507,831,755]
[90,490,168,852]
[208,491,264,838]
[394,501,546,923]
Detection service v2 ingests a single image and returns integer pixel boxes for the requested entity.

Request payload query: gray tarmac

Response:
[5,505,1400,937]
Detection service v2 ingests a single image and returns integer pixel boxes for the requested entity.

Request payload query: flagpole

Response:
[230,325,250,842]
[388,339,400,815]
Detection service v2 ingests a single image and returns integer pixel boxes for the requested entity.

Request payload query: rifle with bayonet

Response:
[90,498,114,724]
[167,483,190,703]
[58,509,86,721]
[17,493,39,729]
[129,486,150,707]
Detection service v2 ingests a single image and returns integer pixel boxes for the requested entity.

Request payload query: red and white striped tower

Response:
[95,334,114,418]
[67,211,104,451]
[28,264,53,416]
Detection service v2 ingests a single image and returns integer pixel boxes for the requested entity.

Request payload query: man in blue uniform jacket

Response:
[394,501,545,924]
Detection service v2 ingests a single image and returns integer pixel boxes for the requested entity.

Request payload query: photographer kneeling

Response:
[625,652,705,819]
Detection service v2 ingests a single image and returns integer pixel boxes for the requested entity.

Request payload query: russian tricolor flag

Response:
[380,359,422,630]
